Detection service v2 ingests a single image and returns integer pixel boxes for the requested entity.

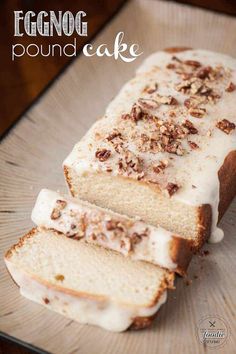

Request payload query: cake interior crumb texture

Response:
[6,229,172,307]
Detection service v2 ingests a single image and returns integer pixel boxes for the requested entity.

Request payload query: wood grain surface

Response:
[0,1,236,353]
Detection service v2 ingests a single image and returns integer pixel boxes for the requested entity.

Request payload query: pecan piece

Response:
[144,82,158,94]
[166,183,179,197]
[106,220,124,232]
[182,120,198,134]
[50,199,67,220]
[56,200,67,209]
[120,238,132,253]
[184,98,191,109]
[189,107,206,118]
[153,160,168,174]
[195,66,212,79]
[183,60,202,68]
[225,82,236,93]
[166,63,176,69]
[106,131,122,141]
[51,209,61,220]
[95,148,111,162]
[138,98,159,110]
[216,119,235,134]
[188,141,199,149]
[156,95,178,105]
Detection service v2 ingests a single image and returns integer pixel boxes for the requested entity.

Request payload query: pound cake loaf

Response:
[31,189,193,274]
[64,48,236,249]
[5,228,174,332]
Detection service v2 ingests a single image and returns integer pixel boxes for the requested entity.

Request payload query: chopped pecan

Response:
[184,98,191,109]
[225,82,236,92]
[183,60,202,68]
[120,238,132,253]
[138,98,159,110]
[153,160,168,174]
[165,141,184,156]
[43,298,50,304]
[50,200,67,220]
[106,220,124,232]
[51,209,61,220]
[144,82,158,94]
[155,95,178,105]
[216,119,235,134]
[189,107,206,118]
[188,141,199,149]
[181,72,193,81]
[130,233,142,245]
[56,200,67,209]
[195,66,212,79]
[97,233,107,242]
[95,148,111,162]
[123,150,143,173]
[106,130,122,141]
[175,80,192,94]
[166,63,176,69]
[166,183,179,197]
[182,120,198,134]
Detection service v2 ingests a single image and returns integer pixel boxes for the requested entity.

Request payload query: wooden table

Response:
[1,1,236,353]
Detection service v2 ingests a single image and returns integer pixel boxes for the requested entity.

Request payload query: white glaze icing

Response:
[5,259,167,332]
[32,189,177,270]
[64,49,236,243]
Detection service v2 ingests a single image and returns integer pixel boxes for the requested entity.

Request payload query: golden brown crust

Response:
[195,204,212,251]
[170,236,193,275]
[5,227,38,260]
[194,150,236,250]
[218,150,236,220]
[64,166,75,197]
[130,313,157,330]
[164,47,192,53]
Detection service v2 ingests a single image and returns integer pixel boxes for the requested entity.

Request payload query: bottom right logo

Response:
[196,315,230,349]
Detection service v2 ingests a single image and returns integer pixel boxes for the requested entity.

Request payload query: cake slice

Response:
[31,189,193,274]
[64,48,236,249]
[5,228,174,332]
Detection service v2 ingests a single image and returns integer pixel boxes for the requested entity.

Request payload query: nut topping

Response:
[216,119,235,134]
[138,98,159,110]
[195,66,212,79]
[188,141,199,149]
[188,107,206,118]
[106,130,122,141]
[182,120,198,134]
[183,60,202,68]
[225,82,236,92]
[153,160,168,174]
[106,220,124,232]
[166,183,179,197]
[154,94,178,105]
[95,148,111,162]
[144,82,158,94]
[50,199,67,220]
